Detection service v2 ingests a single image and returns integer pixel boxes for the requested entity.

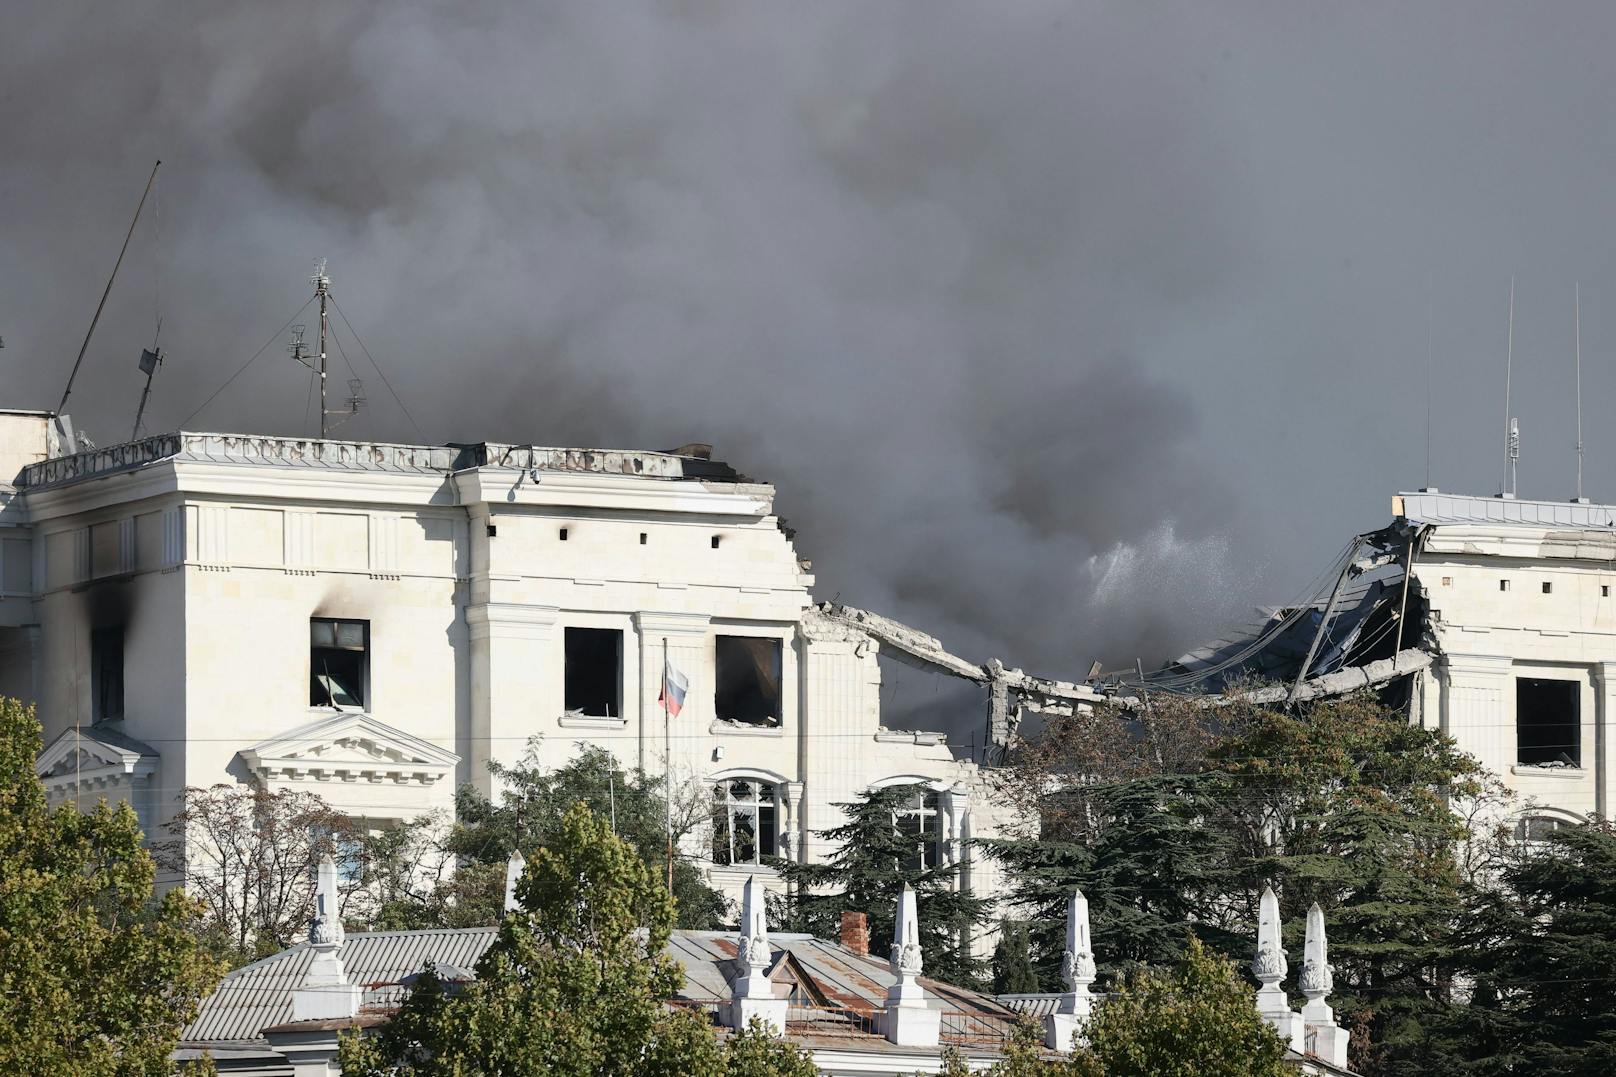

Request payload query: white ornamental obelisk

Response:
[1045,889,1097,1051]
[729,875,786,1034]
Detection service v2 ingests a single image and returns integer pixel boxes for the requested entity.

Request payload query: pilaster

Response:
[1593,663,1616,819]
[466,602,558,793]
[634,612,709,776]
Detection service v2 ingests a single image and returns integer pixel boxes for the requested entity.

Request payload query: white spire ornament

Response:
[1045,889,1097,1050]
[504,849,526,915]
[728,875,786,1034]
[1300,902,1350,1067]
[290,853,361,1021]
[1252,886,1303,1051]
[880,884,940,1047]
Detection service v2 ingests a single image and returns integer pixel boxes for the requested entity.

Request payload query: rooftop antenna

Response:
[1576,283,1586,502]
[1424,295,1433,490]
[57,160,162,419]
[131,346,162,441]
[288,262,363,437]
[1503,277,1516,498]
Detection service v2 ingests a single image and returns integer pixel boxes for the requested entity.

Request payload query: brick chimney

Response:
[840,911,869,956]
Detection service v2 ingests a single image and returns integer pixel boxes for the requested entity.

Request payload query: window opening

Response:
[714,636,782,726]
[559,527,569,541]
[1500,579,1511,592]
[1542,581,1553,594]
[564,627,622,717]
[1442,576,1453,587]
[1605,585,1612,598]
[311,618,368,708]
[1517,676,1580,767]
[91,626,124,724]
[893,787,943,871]
[1514,814,1575,842]
[711,535,722,549]
[639,532,647,545]
[712,779,777,865]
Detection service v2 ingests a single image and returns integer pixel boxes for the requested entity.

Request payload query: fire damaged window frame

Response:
[1515,675,1582,769]
[310,617,370,711]
[711,777,779,867]
[563,626,623,720]
[713,634,784,728]
[91,625,124,725]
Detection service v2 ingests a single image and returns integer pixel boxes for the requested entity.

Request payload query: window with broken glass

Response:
[712,779,778,866]
[714,635,782,726]
[91,625,124,725]
[564,627,622,718]
[311,618,368,709]
[1514,814,1576,842]
[893,787,943,871]
[1516,676,1581,767]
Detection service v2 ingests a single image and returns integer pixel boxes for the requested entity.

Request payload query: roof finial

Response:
[1300,902,1350,1067]
[504,849,526,915]
[728,875,786,1034]
[1252,886,1302,1052]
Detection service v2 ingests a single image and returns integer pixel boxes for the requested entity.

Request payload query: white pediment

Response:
[36,727,159,799]
[239,712,459,788]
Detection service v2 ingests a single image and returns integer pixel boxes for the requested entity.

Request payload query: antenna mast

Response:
[58,160,161,417]
[1576,283,1585,501]
[288,261,363,437]
[314,260,331,439]
[1503,277,1516,497]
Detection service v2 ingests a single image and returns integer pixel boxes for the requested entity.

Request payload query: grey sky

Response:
[4,2,1614,678]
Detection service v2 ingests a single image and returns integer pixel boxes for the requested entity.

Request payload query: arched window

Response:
[1514,812,1580,842]
[893,787,942,871]
[712,779,778,866]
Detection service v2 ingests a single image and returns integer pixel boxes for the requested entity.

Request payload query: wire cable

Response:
[177,299,316,429]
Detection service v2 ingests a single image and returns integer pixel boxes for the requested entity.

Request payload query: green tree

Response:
[340,802,723,1075]
[993,920,1041,994]
[1211,694,1483,1073]
[446,742,727,929]
[774,782,992,986]
[722,1018,819,1077]
[989,692,1485,1075]
[1073,937,1291,1077]
[0,697,224,1075]
[1421,822,1616,1076]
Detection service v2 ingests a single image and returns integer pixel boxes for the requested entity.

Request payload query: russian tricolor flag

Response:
[659,660,689,718]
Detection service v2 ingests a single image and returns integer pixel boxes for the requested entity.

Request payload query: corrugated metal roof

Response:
[184,928,1018,1051]
[1396,490,1616,529]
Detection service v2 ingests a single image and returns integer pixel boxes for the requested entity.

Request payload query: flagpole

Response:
[663,635,673,893]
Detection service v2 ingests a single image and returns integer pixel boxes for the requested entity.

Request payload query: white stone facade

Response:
[1398,490,1616,829]
[0,411,1011,916]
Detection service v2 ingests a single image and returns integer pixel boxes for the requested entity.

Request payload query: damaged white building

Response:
[0,408,1098,917]
[1143,488,1616,834]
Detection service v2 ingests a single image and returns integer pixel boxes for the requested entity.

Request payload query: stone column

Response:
[781,780,804,862]
[466,602,557,796]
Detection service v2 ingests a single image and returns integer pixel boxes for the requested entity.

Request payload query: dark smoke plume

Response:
[16,2,1607,678]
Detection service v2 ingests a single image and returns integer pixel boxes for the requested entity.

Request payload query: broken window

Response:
[1517,677,1580,767]
[714,636,782,725]
[310,618,368,709]
[91,626,124,724]
[564,627,622,717]
[712,779,777,866]
[893,787,943,871]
